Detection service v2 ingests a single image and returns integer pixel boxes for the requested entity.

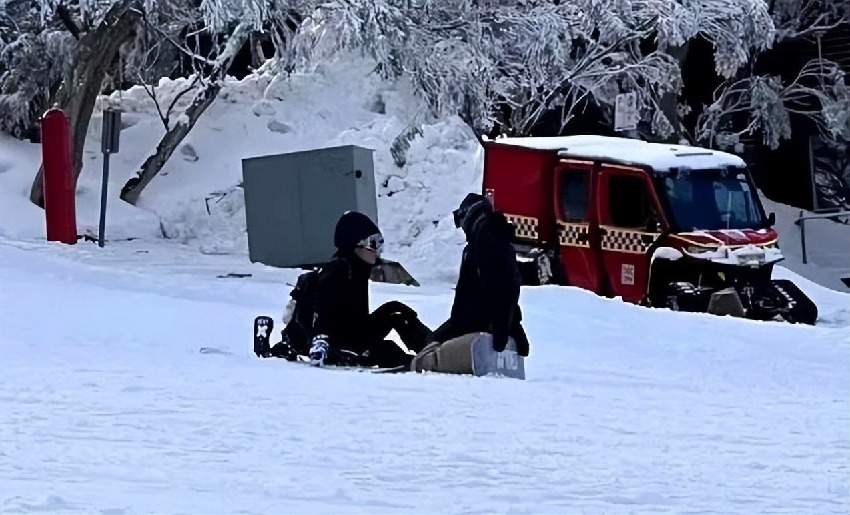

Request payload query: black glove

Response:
[491,327,509,353]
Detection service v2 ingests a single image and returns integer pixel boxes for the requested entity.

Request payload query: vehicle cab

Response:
[481,135,815,323]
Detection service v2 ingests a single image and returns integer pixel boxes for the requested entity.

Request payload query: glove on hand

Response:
[309,334,330,367]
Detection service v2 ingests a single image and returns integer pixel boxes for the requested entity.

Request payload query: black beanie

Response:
[458,193,485,212]
[333,211,380,251]
[455,193,492,234]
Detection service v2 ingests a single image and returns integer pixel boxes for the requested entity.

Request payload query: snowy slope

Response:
[760,196,850,292]
[1,235,848,514]
[1,57,849,513]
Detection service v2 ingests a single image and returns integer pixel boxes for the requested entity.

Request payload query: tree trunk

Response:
[29,0,142,207]
[249,31,266,69]
[658,42,690,142]
[120,23,251,205]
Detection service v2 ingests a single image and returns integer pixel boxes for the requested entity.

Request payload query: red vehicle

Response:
[481,135,817,324]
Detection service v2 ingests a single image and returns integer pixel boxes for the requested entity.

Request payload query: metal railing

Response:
[794,209,850,264]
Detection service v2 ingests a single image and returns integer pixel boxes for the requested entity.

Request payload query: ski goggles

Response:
[356,233,384,255]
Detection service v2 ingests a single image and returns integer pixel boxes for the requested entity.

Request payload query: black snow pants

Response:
[350,301,433,368]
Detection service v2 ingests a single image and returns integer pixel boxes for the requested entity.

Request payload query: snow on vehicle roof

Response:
[491,135,746,171]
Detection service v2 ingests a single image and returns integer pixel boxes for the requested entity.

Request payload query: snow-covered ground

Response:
[1,58,848,513]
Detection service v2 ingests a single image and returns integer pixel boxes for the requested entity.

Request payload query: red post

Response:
[41,107,77,244]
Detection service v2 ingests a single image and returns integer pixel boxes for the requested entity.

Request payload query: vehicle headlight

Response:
[735,248,766,265]
[686,246,712,254]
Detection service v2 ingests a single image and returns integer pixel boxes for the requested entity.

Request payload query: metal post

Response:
[799,210,807,265]
[796,209,850,266]
[98,153,110,248]
[809,31,826,212]
[98,109,121,247]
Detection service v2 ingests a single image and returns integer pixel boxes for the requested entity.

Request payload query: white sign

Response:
[621,264,635,285]
[614,92,638,132]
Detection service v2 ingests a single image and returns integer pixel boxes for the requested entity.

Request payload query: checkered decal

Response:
[600,227,659,254]
[558,222,590,248]
[505,214,539,240]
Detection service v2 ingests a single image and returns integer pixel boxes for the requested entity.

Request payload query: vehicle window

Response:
[662,169,764,230]
[714,175,754,226]
[559,169,590,222]
[607,174,653,229]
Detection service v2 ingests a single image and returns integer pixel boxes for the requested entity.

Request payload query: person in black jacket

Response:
[430,193,530,356]
[309,211,432,368]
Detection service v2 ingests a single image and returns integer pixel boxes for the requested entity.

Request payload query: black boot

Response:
[269,340,299,361]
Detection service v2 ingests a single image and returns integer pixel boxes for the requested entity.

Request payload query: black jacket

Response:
[312,252,372,353]
[442,211,527,353]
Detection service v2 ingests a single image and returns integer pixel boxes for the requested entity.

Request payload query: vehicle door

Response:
[596,164,665,302]
[554,160,604,294]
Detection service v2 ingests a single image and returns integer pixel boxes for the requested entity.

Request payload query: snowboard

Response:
[470,333,526,380]
[288,358,409,374]
[253,315,274,358]
[252,315,410,374]
[251,317,525,379]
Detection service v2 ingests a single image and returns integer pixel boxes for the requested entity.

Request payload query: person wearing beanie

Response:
[430,193,529,356]
[308,211,432,368]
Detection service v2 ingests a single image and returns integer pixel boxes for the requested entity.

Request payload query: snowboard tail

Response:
[253,316,273,358]
[470,333,525,380]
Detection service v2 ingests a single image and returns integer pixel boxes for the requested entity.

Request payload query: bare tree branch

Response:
[120,22,251,205]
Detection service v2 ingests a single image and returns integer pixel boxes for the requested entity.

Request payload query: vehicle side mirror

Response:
[767,212,776,226]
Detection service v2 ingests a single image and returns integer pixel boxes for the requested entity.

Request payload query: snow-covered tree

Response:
[119,20,252,204]
[292,0,685,136]
[5,0,845,207]
[119,0,320,204]
[697,59,850,149]
[771,0,849,42]
[692,0,850,150]
[6,0,315,206]
[289,0,800,141]
[24,0,144,206]
[0,1,73,138]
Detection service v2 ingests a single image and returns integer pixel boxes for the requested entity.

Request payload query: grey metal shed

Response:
[242,145,378,268]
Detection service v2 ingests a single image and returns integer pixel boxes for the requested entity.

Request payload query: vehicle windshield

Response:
[658,168,766,231]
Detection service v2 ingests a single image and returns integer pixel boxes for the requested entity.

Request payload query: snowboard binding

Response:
[253,316,274,358]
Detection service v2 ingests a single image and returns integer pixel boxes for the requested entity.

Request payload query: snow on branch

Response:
[696,59,850,149]
[684,0,774,78]
[487,3,681,136]
[0,28,72,136]
[771,0,849,42]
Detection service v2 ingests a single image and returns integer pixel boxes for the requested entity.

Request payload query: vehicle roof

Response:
[489,135,746,171]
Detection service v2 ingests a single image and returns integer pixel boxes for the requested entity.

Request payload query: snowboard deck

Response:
[250,316,525,379]
[287,357,410,374]
[469,333,525,380]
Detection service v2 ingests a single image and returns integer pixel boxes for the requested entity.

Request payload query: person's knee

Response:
[376,300,416,318]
